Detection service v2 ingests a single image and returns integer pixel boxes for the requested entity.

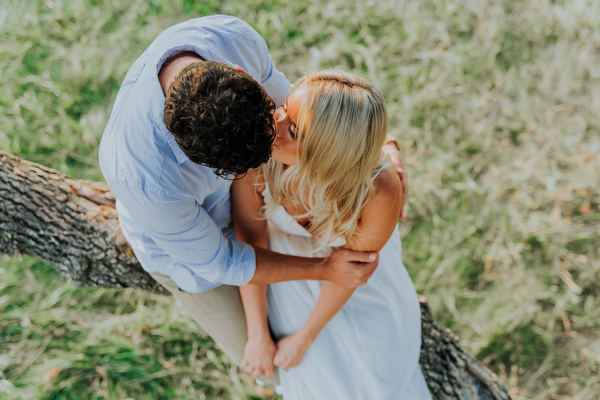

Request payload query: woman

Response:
[231,71,431,399]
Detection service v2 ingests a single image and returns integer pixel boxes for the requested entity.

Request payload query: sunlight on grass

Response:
[1,0,599,399]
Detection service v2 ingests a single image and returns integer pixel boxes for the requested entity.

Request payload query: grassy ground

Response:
[1,0,599,399]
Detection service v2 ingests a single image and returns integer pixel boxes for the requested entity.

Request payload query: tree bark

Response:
[0,150,511,400]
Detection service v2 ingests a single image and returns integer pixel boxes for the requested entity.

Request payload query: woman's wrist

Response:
[296,326,318,347]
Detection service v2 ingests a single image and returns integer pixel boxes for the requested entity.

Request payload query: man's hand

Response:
[383,134,408,220]
[241,335,276,379]
[323,249,379,288]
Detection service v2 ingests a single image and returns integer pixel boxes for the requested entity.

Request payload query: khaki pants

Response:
[151,272,280,386]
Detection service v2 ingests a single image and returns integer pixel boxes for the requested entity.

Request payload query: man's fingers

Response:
[400,169,408,220]
[233,64,247,74]
[328,250,380,287]
[355,256,378,283]
[394,166,408,219]
[400,182,407,220]
[346,251,378,263]
[389,152,401,166]
[357,263,377,285]
[385,136,408,220]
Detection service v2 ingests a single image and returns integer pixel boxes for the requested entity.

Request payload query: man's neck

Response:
[158,51,205,95]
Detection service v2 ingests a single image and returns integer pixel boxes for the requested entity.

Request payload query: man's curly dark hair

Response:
[163,61,276,177]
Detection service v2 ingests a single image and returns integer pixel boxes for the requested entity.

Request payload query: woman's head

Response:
[271,71,388,173]
[265,71,390,250]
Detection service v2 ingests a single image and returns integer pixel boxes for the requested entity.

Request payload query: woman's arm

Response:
[231,168,267,249]
[230,169,275,379]
[345,166,403,252]
[273,281,356,370]
[273,166,403,370]
[239,283,275,379]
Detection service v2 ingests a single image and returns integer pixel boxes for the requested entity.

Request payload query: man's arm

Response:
[112,178,261,291]
[254,28,292,107]
[116,178,376,293]
[251,247,378,287]
[221,16,292,107]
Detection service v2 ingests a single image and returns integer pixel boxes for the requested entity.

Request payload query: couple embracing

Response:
[100,15,432,399]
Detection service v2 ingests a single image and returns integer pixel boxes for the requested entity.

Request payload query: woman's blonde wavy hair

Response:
[262,71,389,252]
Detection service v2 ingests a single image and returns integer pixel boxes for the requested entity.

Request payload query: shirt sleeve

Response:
[253,30,292,107]
[114,180,256,291]
[206,16,292,107]
[260,56,292,107]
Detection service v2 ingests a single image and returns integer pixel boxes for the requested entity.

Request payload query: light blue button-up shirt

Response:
[99,15,292,293]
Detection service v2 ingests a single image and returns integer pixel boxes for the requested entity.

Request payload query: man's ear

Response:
[233,64,247,74]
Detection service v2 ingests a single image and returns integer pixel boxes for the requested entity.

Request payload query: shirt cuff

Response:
[220,239,257,286]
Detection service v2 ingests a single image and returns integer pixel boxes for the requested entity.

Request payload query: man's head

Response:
[163,61,276,177]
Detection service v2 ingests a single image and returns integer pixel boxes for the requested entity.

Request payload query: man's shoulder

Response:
[187,15,258,34]
[100,113,178,196]
[164,15,261,46]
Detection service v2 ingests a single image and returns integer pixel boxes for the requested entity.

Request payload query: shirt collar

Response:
[156,46,236,166]
[165,128,190,165]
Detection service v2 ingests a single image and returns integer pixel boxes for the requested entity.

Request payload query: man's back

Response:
[99,16,291,293]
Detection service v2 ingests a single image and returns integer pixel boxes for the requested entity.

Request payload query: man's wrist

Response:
[247,325,272,340]
[315,257,331,281]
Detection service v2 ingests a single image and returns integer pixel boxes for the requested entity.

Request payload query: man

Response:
[99,15,406,385]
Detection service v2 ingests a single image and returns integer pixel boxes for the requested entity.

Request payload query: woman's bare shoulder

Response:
[237,167,266,193]
[371,166,402,207]
[348,166,402,251]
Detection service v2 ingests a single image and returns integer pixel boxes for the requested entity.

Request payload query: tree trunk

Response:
[0,150,511,400]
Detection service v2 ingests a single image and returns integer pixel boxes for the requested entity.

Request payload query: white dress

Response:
[263,186,432,400]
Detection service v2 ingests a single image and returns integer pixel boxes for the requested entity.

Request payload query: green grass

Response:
[1,0,599,399]
[0,256,269,400]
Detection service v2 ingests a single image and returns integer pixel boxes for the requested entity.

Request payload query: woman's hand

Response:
[273,332,313,371]
[241,335,277,379]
